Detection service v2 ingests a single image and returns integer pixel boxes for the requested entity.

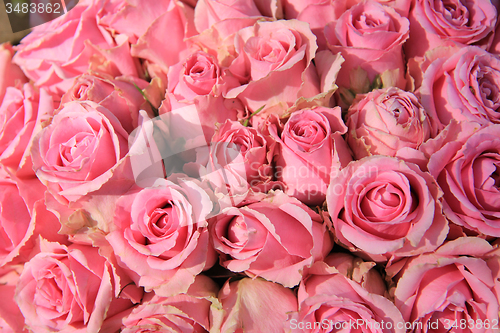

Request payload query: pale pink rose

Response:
[0,266,28,333]
[224,19,321,119]
[346,87,433,159]
[346,0,410,17]
[60,73,152,134]
[31,101,131,203]
[212,277,298,333]
[289,254,404,333]
[419,46,500,131]
[0,43,27,104]
[264,107,352,206]
[0,84,55,177]
[394,237,500,332]
[405,0,498,59]
[327,156,449,262]
[326,1,409,91]
[106,177,217,297]
[210,190,333,287]
[428,124,500,237]
[15,240,138,333]
[131,0,197,74]
[194,0,262,33]
[121,275,218,333]
[13,1,140,98]
[204,119,279,201]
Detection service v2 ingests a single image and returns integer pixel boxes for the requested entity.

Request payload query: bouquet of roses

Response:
[1,0,500,332]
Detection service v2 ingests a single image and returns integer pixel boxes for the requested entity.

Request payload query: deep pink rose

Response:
[289,253,405,333]
[13,0,140,98]
[0,43,27,104]
[394,237,500,332]
[121,275,218,332]
[211,277,298,333]
[327,156,449,262]
[326,1,409,92]
[419,46,500,130]
[31,101,131,203]
[224,19,321,119]
[210,190,333,287]
[15,240,138,333]
[106,178,217,296]
[346,87,433,159]
[264,106,351,206]
[0,266,28,333]
[405,0,498,59]
[428,123,500,237]
[60,73,151,134]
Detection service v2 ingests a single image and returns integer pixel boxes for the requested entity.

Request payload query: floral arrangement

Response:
[1,0,500,332]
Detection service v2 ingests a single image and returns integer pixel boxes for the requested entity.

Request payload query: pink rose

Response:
[15,240,138,333]
[121,275,218,332]
[419,46,500,130]
[0,43,27,104]
[194,0,262,33]
[212,277,298,333]
[224,19,321,119]
[31,101,131,203]
[326,1,409,92]
[289,253,404,333]
[405,0,498,59]
[264,106,351,206]
[13,1,140,98]
[346,87,433,159]
[210,190,333,287]
[394,237,500,332]
[106,177,217,296]
[428,123,500,237]
[327,156,449,262]
[0,266,28,333]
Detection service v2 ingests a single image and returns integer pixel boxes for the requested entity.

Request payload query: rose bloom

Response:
[394,237,500,332]
[264,106,351,206]
[326,1,409,92]
[346,87,433,159]
[106,177,217,297]
[13,1,140,97]
[428,123,500,237]
[15,240,138,333]
[210,190,333,287]
[0,265,28,333]
[327,156,449,262]
[405,0,498,59]
[0,43,27,104]
[212,277,298,333]
[121,275,218,332]
[31,100,130,203]
[194,0,263,33]
[224,19,321,120]
[419,46,500,131]
[289,253,405,333]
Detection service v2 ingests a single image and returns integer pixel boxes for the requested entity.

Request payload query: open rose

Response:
[106,177,217,296]
[327,156,449,262]
[0,43,27,104]
[15,240,138,333]
[289,253,405,333]
[210,190,332,287]
[264,106,351,206]
[419,46,500,130]
[428,123,500,237]
[394,237,500,332]
[326,1,409,92]
[121,275,218,332]
[212,277,298,333]
[13,1,140,98]
[194,0,263,33]
[346,87,433,159]
[224,19,321,120]
[0,266,27,333]
[405,0,498,59]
